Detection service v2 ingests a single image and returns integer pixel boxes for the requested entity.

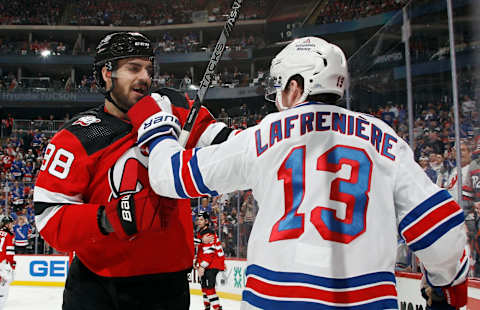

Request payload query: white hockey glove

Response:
[137,111,180,149]
[127,93,181,150]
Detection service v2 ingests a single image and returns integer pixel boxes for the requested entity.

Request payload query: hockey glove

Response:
[128,93,181,150]
[98,190,162,240]
[421,280,468,310]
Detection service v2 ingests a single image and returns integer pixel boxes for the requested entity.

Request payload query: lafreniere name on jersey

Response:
[255,111,398,160]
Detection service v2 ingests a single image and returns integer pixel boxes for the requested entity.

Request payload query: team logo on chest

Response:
[108,147,149,201]
[73,115,101,127]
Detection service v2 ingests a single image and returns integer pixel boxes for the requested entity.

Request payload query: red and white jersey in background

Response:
[0,229,15,268]
[195,228,225,271]
[149,102,468,309]
[33,89,231,278]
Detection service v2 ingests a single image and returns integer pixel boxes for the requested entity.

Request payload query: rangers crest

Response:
[73,115,101,127]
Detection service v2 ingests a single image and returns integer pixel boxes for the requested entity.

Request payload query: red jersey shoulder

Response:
[61,105,132,156]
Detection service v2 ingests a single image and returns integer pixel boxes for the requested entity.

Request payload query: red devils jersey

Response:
[196,228,225,271]
[33,89,231,277]
[0,229,15,268]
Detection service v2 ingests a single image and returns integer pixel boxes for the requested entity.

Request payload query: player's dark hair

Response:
[286,74,341,104]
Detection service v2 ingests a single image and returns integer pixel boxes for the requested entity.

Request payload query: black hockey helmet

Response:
[197,211,210,222]
[93,32,154,89]
[0,216,14,228]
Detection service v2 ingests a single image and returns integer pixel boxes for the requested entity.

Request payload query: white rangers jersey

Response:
[149,102,468,309]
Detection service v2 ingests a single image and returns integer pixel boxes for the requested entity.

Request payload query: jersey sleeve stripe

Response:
[188,148,218,196]
[407,212,465,251]
[33,186,83,205]
[401,200,462,243]
[398,189,451,233]
[171,152,188,198]
[181,149,203,197]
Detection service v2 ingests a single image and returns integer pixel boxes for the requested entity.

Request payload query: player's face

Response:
[196,217,208,229]
[460,144,471,166]
[109,57,153,111]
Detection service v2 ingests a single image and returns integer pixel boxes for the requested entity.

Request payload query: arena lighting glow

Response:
[40,50,51,57]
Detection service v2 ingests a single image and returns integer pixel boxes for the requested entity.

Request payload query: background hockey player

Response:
[195,212,225,310]
[0,216,15,309]
[131,36,469,309]
[33,32,234,310]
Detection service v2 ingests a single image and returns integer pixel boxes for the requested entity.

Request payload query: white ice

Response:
[5,286,241,309]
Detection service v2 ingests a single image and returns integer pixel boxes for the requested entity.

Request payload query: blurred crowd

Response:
[0,0,269,26]
[316,0,404,24]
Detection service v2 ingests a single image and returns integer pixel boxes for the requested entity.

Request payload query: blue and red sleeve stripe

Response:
[171,148,218,198]
[398,190,464,252]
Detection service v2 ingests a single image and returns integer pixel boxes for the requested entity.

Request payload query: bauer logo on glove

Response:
[137,111,181,149]
[143,114,180,130]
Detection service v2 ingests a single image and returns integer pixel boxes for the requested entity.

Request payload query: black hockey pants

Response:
[63,257,191,310]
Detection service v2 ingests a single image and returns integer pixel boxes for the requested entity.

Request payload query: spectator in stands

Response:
[462,95,476,119]
[13,215,32,254]
[419,156,437,183]
[195,197,212,216]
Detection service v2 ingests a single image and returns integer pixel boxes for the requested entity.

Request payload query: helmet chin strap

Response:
[105,70,129,114]
[296,86,311,105]
[275,89,287,111]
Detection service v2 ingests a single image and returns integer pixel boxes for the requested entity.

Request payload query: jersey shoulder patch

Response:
[61,105,132,155]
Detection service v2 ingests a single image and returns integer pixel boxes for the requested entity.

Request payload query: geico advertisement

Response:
[14,255,69,283]
[188,259,246,296]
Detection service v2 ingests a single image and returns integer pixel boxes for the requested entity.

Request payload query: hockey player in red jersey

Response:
[33,32,234,310]
[195,212,225,310]
[0,216,15,309]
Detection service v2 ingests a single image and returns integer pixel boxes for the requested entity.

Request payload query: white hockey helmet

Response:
[265,36,348,111]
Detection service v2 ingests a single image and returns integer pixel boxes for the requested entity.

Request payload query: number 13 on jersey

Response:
[269,145,373,244]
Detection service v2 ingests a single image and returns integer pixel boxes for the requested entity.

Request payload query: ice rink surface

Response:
[6,286,241,310]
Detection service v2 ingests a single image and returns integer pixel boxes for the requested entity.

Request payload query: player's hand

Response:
[198,266,205,277]
[127,94,181,149]
[98,189,162,240]
[202,233,214,244]
[421,280,467,309]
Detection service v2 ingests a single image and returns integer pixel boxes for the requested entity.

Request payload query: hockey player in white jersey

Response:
[132,37,469,309]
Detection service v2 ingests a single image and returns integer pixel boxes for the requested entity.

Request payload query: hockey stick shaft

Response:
[178,0,243,147]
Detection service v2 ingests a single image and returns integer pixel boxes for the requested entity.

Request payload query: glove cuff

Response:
[104,195,138,240]
[442,280,468,308]
[137,112,181,149]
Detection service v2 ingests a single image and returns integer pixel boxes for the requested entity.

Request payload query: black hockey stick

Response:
[178,0,243,146]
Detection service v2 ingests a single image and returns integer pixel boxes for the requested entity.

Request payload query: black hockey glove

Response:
[98,189,162,240]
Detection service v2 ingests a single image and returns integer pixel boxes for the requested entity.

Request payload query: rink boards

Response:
[10,255,480,308]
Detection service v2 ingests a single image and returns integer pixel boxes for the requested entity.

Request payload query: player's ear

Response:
[102,66,112,86]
